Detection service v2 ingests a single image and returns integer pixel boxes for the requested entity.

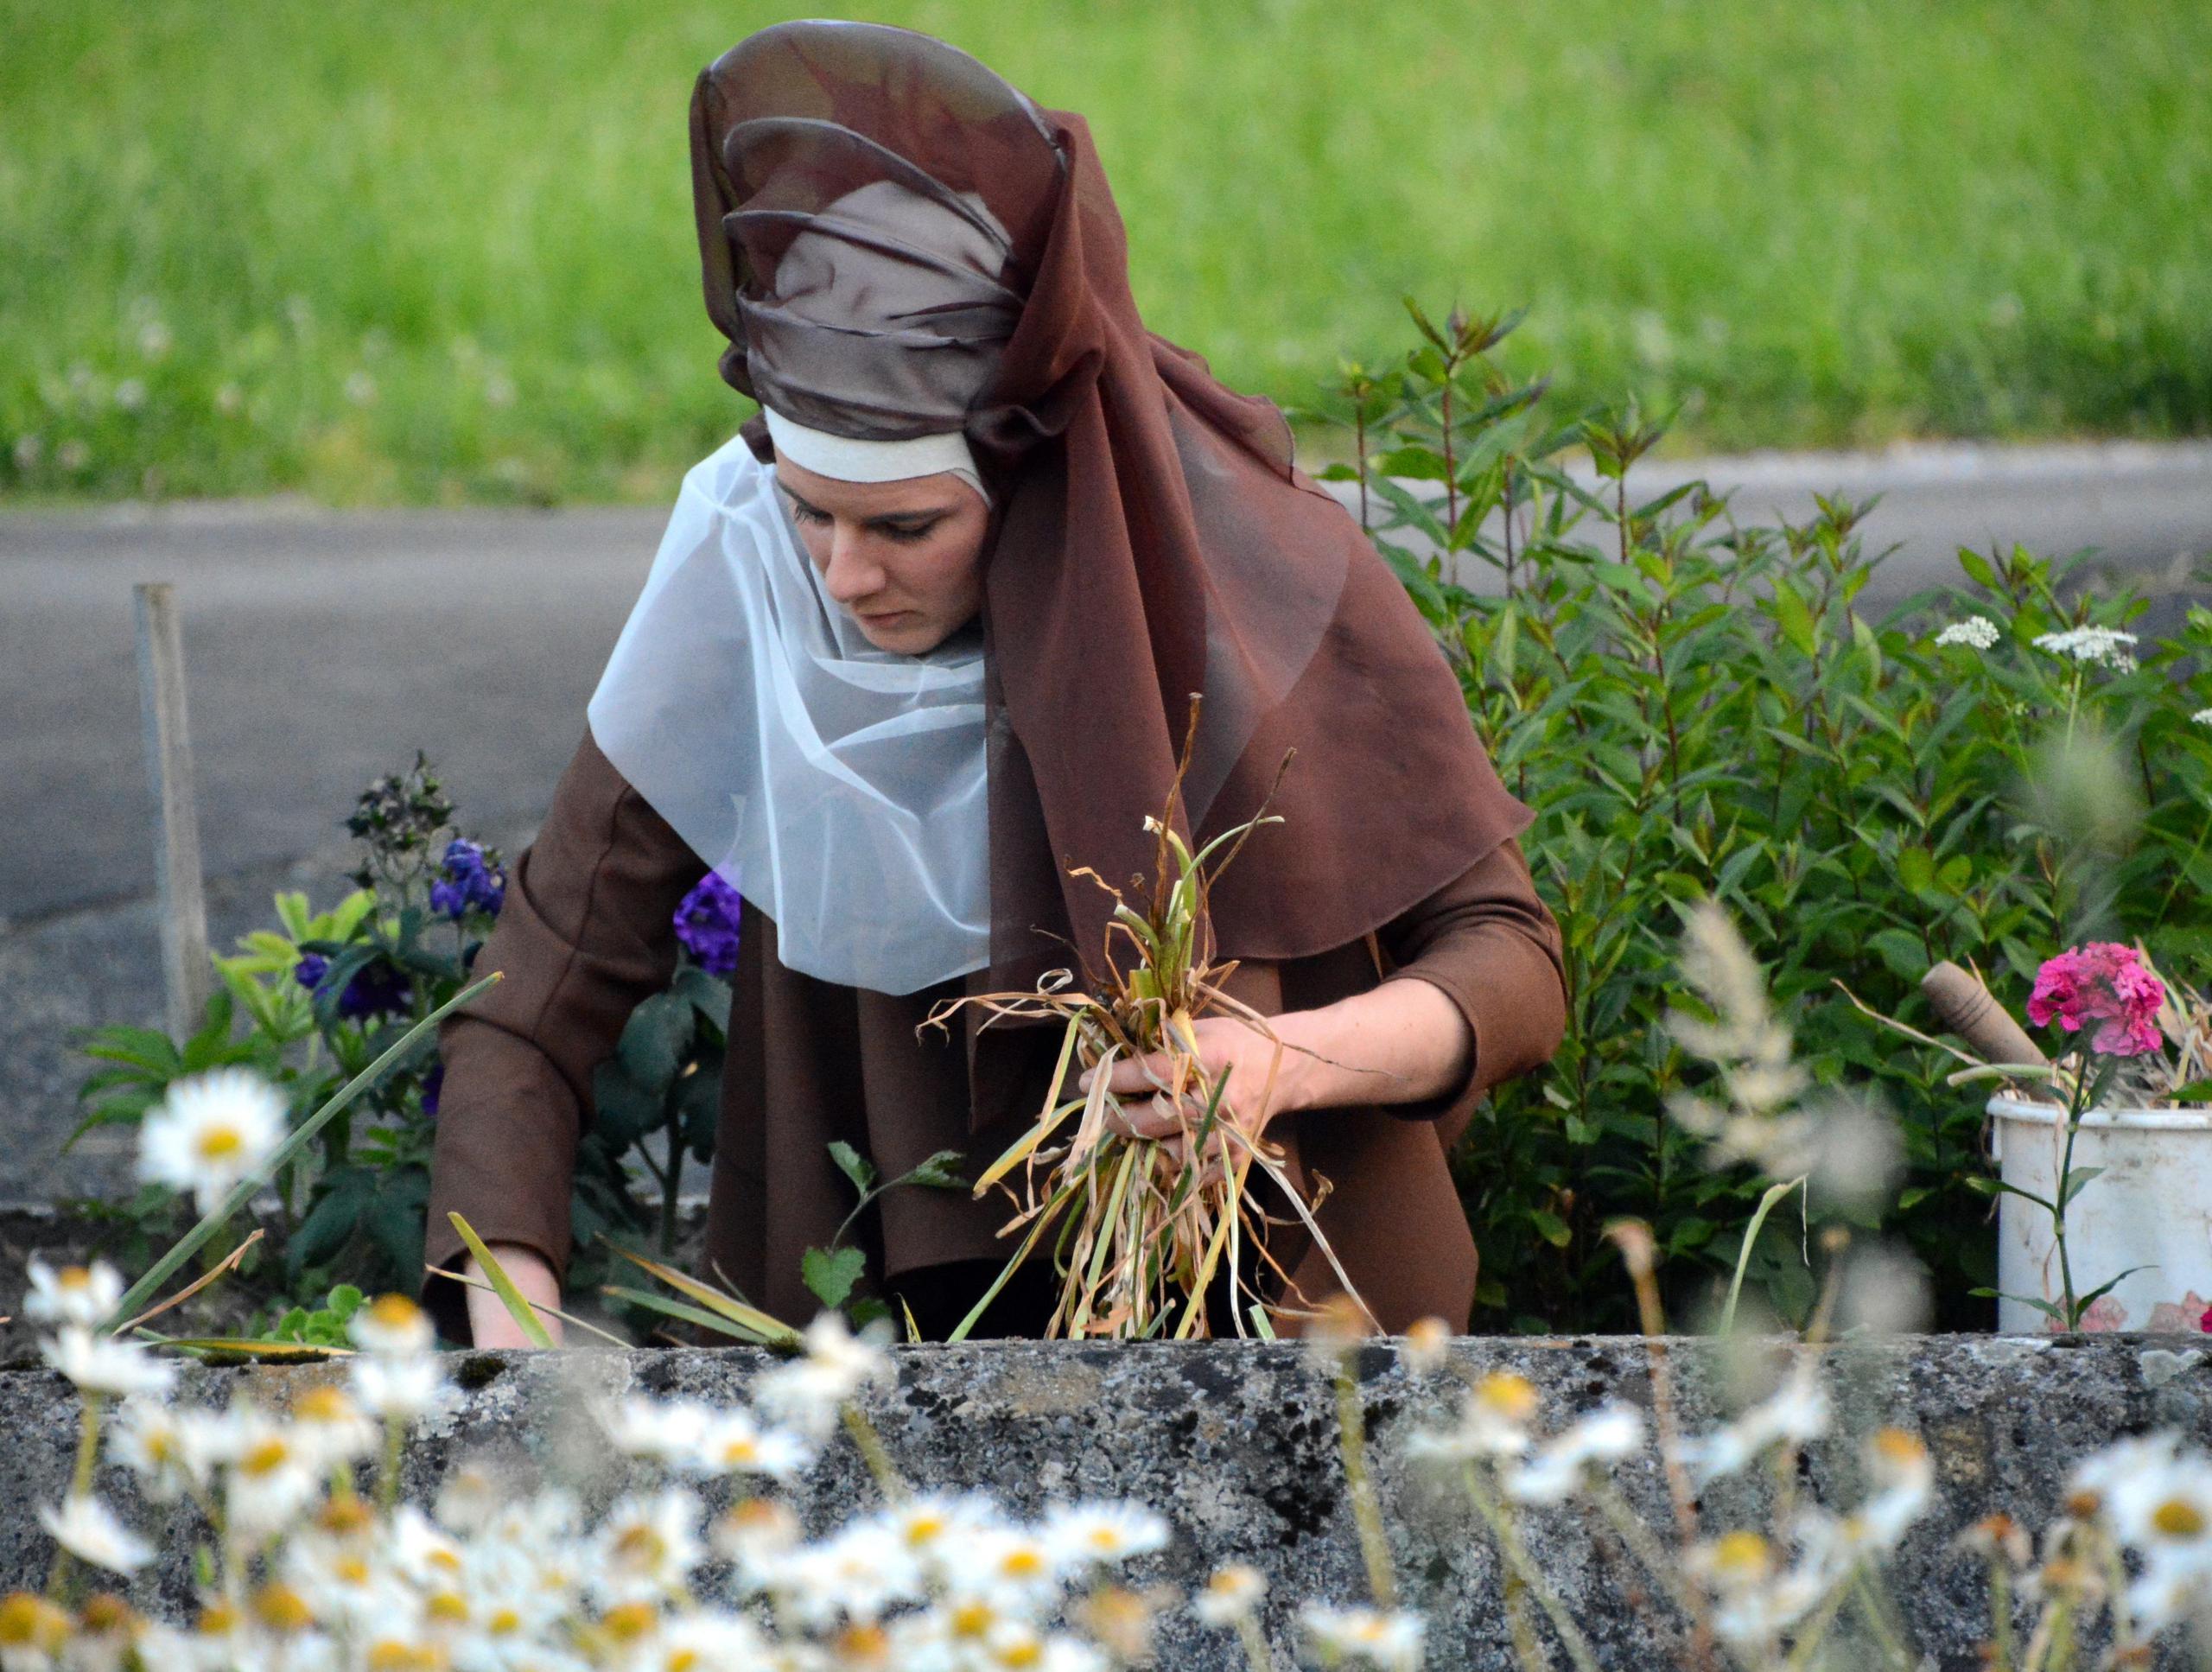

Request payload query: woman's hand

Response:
[1086,1015,1301,1143]
[1079,976,1474,1148]
[463,1243,565,1349]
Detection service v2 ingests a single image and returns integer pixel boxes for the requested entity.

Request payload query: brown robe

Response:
[422,726,1567,1342]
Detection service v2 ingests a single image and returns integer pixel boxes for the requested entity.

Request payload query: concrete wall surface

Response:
[4,1332,2210,1669]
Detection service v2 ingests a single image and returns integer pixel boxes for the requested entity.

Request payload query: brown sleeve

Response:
[1375,836,1567,1133]
[421,725,706,1338]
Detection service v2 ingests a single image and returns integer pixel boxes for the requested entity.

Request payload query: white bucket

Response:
[1989,1093,2212,1333]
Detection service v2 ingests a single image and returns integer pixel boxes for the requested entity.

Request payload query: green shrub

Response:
[1307,302,2212,1332]
[71,755,698,1306]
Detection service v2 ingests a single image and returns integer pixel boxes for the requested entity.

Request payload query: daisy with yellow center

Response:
[137,1067,285,1211]
[351,1294,435,1357]
[23,1260,124,1328]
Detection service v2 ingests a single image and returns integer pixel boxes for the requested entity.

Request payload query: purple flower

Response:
[431,837,506,921]
[674,873,743,977]
[421,1062,444,1119]
[296,949,411,1020]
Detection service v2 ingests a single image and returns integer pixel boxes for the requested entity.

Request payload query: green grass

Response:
[3,2,2209,505]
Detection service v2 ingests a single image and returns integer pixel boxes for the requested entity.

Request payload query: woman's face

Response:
[773,452,990,654]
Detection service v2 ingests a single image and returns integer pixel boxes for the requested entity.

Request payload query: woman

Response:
[423,20,1567,1348]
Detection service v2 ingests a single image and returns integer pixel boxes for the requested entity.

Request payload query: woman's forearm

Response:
[463,1243,565,1348]
[1273,975,1472,1113]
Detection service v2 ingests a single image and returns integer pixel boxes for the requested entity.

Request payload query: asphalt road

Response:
[6,440,2211,928]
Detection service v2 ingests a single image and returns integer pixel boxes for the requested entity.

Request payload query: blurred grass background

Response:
[3,1,2208,505]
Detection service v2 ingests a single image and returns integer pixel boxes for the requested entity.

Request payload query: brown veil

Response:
[690,21,1533,994]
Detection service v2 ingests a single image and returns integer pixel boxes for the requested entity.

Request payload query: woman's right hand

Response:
[463,1243,565,1348]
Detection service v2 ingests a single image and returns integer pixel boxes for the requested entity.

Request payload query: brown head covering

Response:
[690,21,1532,993]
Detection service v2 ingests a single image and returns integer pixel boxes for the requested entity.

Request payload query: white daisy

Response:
[41,1326,177,1400]
[1400,1316,1452,1373]
[39,1494,152,1573]
[1680,1364,1829,1484]
[752,1313,895,1437]
[431,1461,507,1536]
[2070,1431,2183,1520]
[878,1491,998,1572]
[137,1067,285,1211]
[954,1525,1065,1618]
[982,1621,1107,1672]
[690,1406,811,1481]
[0,1591,71,1669]
[649,1612,770,1672]
[1934,616,2002,650]
[222,1408,324,1535]
[765,1521,921,1631]
[1855,1427,1935,1551]
[22,1260,124,1328]
[1504,1402,1645,1505]
[349,1293,435,1357]
[598,1395,709,1465]
[110,1396,203,1501]
[1192,1563,1267,1626]
[2104,1454,2212,1570]
[711,1497,802,1585]
[1298,1603,1426,1671]
[351,1351,455,1421]
[282,1533,412,1633]
[1406,1370,1540,1463]
[289,1383,378,1470]
[1039,1502,1169,1570]
[589,1489,705,1606]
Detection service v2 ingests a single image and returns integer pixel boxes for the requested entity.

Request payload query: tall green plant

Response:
[1321,301,2212,1332]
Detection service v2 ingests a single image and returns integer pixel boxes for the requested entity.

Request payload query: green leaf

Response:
[617,992,695,1088]
[1895,847,1936,895]
[289,1168,373,1275]
[900,1150,969,1192]
[2058,1165,2106,1210]
[801,1244,866,1311]
[590,1057,659,1152]
[827,1141,877,1197]
[106,973,504,1332]
[1529,1209,1573,1248]
[1867,927,1928,982]
[448,1212,554,1348]
[1770,575,1819,658]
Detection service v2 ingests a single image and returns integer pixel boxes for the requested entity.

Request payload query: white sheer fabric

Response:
[585,435,990,995]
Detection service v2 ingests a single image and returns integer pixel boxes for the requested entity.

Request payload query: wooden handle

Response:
[1922,960,2049,1067]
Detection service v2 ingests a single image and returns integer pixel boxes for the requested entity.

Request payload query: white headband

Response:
[762,405,989,507]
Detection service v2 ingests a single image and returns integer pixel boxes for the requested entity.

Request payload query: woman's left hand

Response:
[1082,1016,1303,1144]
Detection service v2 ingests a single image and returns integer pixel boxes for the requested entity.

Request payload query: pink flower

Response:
[2028,942,2166,1058]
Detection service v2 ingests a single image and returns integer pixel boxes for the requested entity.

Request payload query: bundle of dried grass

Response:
[930,703,1368,1341]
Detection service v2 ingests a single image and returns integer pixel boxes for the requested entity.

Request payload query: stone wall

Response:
[5,1332,2209,1669]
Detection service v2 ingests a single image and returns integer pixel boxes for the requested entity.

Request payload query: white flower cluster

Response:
[2069,1432,2212,1635]
[7,1266,1203,1672]
[1933,615,2002,651]
[1402,1356,1933,1662]
[2192,707,2212,728]
[2033,624,2139,671]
